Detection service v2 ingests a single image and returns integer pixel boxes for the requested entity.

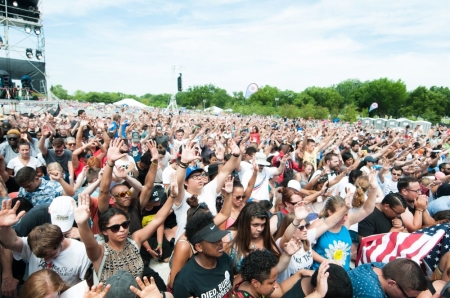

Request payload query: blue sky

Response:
[11,0,450,96]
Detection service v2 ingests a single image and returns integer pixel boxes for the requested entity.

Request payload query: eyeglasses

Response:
[298,223,311,231]
[113,190,131,197]
[406,188,421,194]
[105,220,130,233]
[389,205,403,217]
[386,276,414,298]
[67,143,76,146]
[190,173,207,180]
[192,202,208,217]
[233,195,245,200]
[7,137,18,141]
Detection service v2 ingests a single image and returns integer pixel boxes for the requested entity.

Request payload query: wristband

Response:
[151,160,158,165]
[232,153,241,158]
[292,221,300,227]
[157,244,163,247]
[107,161,115,167]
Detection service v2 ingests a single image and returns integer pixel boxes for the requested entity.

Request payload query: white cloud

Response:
[42,0,450,96]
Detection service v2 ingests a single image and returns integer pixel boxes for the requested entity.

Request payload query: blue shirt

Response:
[348,262,388,298]
[18,179,64,206]
[312,225,352,271]
[428,196,450,216]
[109,122,119,138]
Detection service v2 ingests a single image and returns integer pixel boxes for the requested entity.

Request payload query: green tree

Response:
[400,86,446,124]
[50,85,71,100]
[302,87,344,118]
[350,78,407,117]
[247,85,280,106]
[430,86,450,116]
[333,79,364,105]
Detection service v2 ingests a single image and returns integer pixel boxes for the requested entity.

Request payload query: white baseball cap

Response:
[49,196,75,233]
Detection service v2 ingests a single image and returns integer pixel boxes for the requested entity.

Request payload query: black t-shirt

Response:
[358,207,393,238]
[282,278,307,298]
[136,163,148,185]
[141,195,177,230]
[173,253,234,298]
[14,203,51,237]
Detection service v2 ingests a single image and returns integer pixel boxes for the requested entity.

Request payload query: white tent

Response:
[113,98,147,108]
[205,106,223,114]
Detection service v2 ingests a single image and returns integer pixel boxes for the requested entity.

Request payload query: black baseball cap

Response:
[190,223,227,245]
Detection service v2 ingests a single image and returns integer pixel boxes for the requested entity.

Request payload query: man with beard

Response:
[114,138,138,177]
[311,153,344,191]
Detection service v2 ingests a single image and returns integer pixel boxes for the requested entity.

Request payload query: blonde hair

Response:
[47,162,63,173]
[319,196,346,218]
[352,176,370,208]
[21,269,68,298]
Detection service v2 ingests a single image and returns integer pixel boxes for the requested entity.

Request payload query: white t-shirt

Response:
[162,165,176,185]
[173,178,219,242]
[237,161,253,182]
[115,156,137,177]
[7,157,42,175]
[13,238,91,287]
[311,169,338,194]
[241,167,278,201]
[276,228,317,284]
[172,139,188,155]
[383,177,398,195]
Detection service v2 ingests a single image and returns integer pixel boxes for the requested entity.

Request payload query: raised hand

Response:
[294,202,309,220]
[230,140,241,156]
[130,276,162,298]
[169,172,178,198]
[83,283,111,298]
[180,142,201,164]
[0,200,26,227]
[344,189,354,209]
[368,169,378,188]
[72,193,91,225]
[315,261,330,298]
[222,175,234,194]
[48,170,62,181]
[283,235,302,256]
[107,138,128,162]
[146,140,159,161]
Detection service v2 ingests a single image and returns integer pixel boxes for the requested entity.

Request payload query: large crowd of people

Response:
[0,102,450,297]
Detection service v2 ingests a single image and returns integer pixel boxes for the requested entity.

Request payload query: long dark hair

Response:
[226,202,280,268]
[98,208,130,242]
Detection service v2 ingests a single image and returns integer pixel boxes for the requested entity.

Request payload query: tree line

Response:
[50,78,450,123]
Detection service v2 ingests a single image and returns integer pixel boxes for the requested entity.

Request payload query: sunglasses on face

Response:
[8,137,18,141]
[54,150,64,154]
[113,190,131,197]
[233,195,245,200]
[105,220,130,233]
[67,143,76,146]
[298,223,311,231]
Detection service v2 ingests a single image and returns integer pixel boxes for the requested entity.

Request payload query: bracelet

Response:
[151,160,158,165]
[178,160,189,168]
[416,209,424,212]
[232,153,241,158]
[157,243,163,247]
[292,221,300,227]
[107,161,115,167]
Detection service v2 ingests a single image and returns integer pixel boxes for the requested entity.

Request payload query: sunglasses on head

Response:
[298,223,311,231]
[113,190,131,197]
[105,220,130,233]
[192,202,208,217]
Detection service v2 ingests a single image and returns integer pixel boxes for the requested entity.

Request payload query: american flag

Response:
[356,224,447,272]
[414,223,450,276]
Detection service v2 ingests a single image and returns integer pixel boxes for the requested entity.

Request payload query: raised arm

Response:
[213,176,233,226]
[0,200,26,253]
[139,141,159,207]
[73,194,103,263]
[378,160,391,184]
[38,128,49,156]
[348,170,378,226]
[48,170,75,196]
[214,141,240,194]
[98,139,128,213]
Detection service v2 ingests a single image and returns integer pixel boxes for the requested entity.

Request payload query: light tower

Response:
[0,0,48,99]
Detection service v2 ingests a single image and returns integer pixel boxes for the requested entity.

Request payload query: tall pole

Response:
[275,97,279,109]
[203,99,206,110]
